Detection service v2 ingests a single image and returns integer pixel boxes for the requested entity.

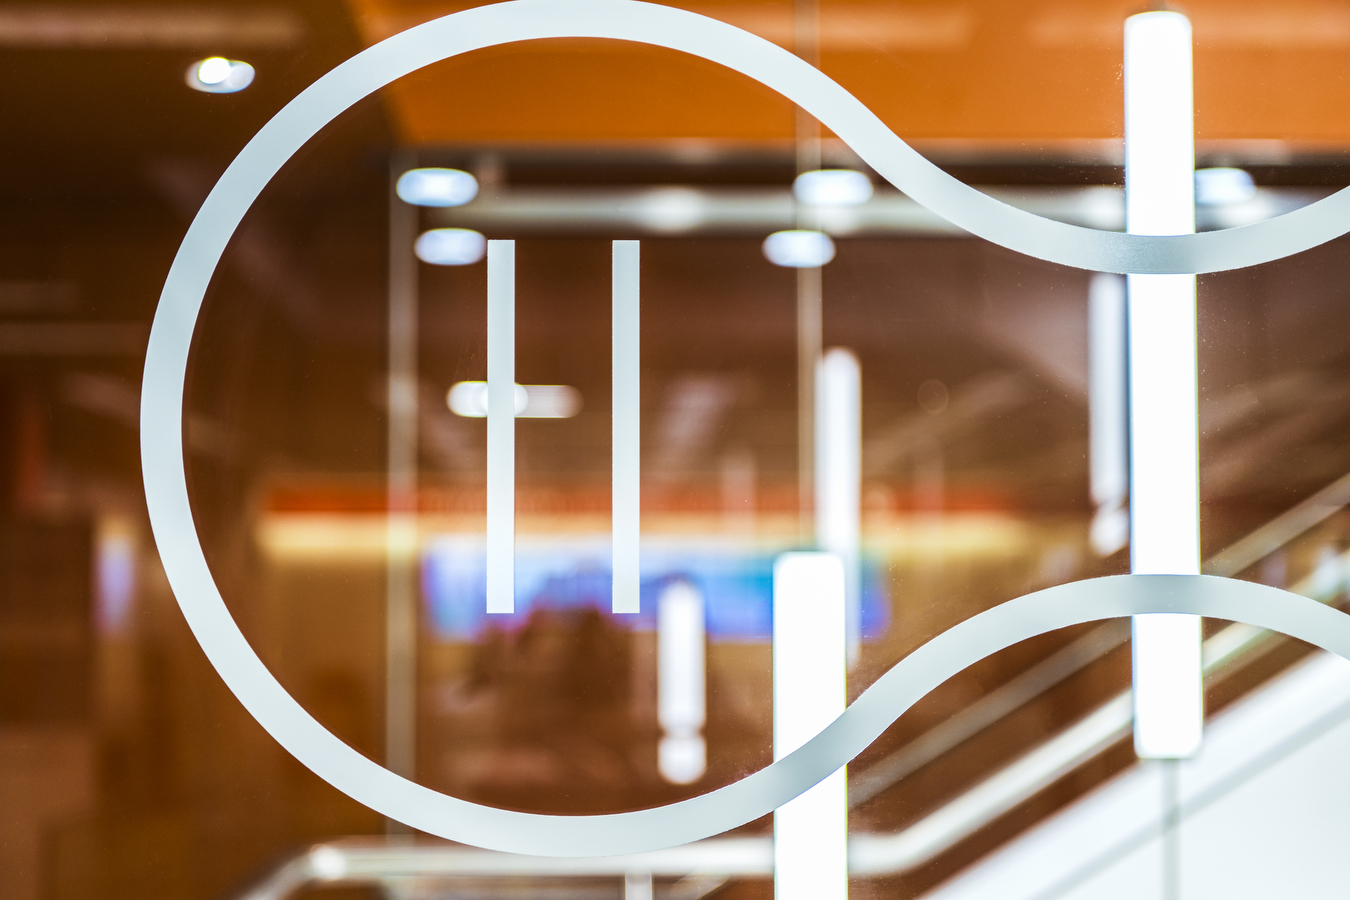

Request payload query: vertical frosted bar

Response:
[657,581,706,784]
[1124,10,1203,759]
[486,240,515,615]
[1088,273,1129,557]
[815,348,862,667]
[773,552,847,900]
[612,240,641,614]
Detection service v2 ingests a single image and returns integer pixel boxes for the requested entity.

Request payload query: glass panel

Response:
[6,2,1350,899]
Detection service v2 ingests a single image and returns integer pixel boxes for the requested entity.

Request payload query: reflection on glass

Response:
[184,56,254,93]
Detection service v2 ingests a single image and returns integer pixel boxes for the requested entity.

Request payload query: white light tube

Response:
[815,348,862,666]
[657,580,706,784]
[773,552,847,900]
[486,240,515,614]
[613,241,641,614]
[1124,10,1203,759]
[1088,273,1129,557]
[446,381,581,418]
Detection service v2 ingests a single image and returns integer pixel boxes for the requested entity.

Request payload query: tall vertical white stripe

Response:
[773,552,848,900]
[1088,273,1129,557]
[657,580,706,784]
[815,348,862,666]
[486,240,515,614]
[1124,10,1203,759]
[612,240,641,614]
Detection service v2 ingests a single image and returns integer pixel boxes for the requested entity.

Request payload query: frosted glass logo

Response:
[141,0,1350,859]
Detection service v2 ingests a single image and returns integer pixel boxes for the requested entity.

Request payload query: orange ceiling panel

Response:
[343,0,1350,146]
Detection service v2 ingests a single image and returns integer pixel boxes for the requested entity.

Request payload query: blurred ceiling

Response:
[345,0,1350,148]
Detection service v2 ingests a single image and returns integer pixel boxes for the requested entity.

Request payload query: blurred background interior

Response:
[8,0,1350,898]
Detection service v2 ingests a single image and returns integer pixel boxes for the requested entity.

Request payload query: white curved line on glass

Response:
[141,0,1350,860]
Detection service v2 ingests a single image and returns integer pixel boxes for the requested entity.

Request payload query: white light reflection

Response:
[773,552,847,900]
[415,229,487,266]
[763,229,835,267]
[815,348,862,666]
[1195,167,1256,206]
[1125,9,1203,760]
[185,56,254,93]
[308,846,348,881]
[1088,273,1129,557]
[795,169,873,206]
[637,187,705,233]
[446,381,580,418]
[397,168,479,207]
[657,581,706,784]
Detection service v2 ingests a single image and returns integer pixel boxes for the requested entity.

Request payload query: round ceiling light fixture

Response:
[794,169,873,206]
[1195,167,1256,206]
[186,57,255,94]
[763,229,836,267]
[397,168,479,207]
[414,228,487,265]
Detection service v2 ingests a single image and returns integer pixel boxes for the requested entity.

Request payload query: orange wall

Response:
[344,0,1350,145]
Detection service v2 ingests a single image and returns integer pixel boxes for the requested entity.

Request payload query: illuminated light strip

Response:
[1087,273,1128,557]
[487,240,516,614]
[1124,11,1203,759]
[773,553,847,900]
[815,348,862,665]
[658,580,706,784]
[612,241,641,614]
[141,0,1350,859]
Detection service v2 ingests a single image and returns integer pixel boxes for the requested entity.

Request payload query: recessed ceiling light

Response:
[396,168,479,207]
[794,169,873,206]
[186,57,254,93]
[414,229,487,266]
[1194,167,1255,206]
[763,229,836,267]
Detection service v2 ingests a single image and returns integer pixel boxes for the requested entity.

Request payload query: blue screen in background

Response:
[422,535,889,641]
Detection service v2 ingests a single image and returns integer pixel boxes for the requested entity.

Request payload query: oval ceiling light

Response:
[397,168,479,207]
[186,57,254,93]
[637,187,705,233]
[414,228,487,265]
[794,169,873,206]
[1195,167,1256,206]
[447,382,580,418]
[763,229,836,268]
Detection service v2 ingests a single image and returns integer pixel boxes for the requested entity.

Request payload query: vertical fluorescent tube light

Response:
[486,240,515,614]
[613,241,641,614]
[1088,273,1129,557]
[657,581,706,784]
[1124,11,1203,759]
[815,348,862,666]
[773,552,847,900]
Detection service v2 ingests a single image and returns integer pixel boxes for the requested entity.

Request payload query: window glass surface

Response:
[5,3,1350,899]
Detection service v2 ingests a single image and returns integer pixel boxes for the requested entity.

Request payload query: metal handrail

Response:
[225,473,1350,899]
